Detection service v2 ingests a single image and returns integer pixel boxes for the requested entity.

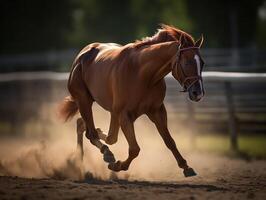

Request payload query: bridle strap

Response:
[180,75,202,92]
[179,46,200,52]
[174,46,200,67]
[173,46,201,92]
[177,46,199,59]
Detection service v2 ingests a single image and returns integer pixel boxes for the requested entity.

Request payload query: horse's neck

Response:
[138,41,178,86]
[151,62,172,85]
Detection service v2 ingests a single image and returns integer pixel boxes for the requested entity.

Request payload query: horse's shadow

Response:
[78,177,227,192]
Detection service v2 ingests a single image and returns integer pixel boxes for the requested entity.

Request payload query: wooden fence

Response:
[0,71,266,150]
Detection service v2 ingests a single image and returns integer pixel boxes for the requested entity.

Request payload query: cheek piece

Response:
[172,47,202,92]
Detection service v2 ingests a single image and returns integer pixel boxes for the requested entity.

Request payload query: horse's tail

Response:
[58,95,78,122]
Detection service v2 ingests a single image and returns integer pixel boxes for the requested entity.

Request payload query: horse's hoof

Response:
[183,167,197,177]
[103,149,116,163]
[108,161,122,172]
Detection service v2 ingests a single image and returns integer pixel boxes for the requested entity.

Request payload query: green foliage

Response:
[130,0,193,39]
[194,134,266,159]
[257,2,266,47]
[187,0,264,47]
[66,0,137,45]
[0,0,75,54]
[1,0,266,54]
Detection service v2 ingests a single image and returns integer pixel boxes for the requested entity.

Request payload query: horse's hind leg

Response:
[76,117,111,161]
[147,104,196,177]
[75,95,115,163]
[108,113,140,172]
[76,118,85,159]
[76,117,107,142]
[69,61,115,164]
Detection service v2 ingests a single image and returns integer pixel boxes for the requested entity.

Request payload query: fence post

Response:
[225,81,238,151]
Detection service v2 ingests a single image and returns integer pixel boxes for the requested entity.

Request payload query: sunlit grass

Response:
[238,135,266,158]
[194,134,266,159]
[195,135,230,153]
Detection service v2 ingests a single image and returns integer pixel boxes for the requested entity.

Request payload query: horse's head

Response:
[172,35,205,102]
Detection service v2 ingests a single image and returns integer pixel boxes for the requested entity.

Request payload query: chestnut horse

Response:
[59,24,205,177]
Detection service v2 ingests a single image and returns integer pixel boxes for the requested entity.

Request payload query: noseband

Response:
[173,46,202,92]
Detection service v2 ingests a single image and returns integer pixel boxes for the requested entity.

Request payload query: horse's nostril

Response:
[192,91,197,96]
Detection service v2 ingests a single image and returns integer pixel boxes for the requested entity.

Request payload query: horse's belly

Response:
[88,82,113,111]
[85,69,113,111]
[92,94,112,111]
[125,81,166,117]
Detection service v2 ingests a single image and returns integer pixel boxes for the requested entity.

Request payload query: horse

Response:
[59,24,205,177]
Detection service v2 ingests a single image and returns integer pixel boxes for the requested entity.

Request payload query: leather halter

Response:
[173,46,202,92]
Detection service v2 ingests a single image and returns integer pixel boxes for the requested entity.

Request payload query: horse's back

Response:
[72,43,123,110]
[72,42,121,67]
[69,42,122,87]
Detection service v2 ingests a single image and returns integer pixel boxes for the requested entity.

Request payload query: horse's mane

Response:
[134,24,195,48]
[116,24,195,69]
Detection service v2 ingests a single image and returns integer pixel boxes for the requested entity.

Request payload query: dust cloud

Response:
[0,103,211,182]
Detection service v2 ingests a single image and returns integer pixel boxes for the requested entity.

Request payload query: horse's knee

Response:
[87,136,100,147]
[106,135,117,145]
[85,129,98,141]
[129,146,140,158]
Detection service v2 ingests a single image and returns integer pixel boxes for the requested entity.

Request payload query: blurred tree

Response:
[130,0,192,39]
[1,0,265,55]
[66,0,137,46]
[257,1,266,48]
[67,0,192,46]
[0,0,74,54]
[187,0,264,48]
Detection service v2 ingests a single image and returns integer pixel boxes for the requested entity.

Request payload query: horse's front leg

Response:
[108,113,140,172]
[96,113,119,145]
[147,104,197,177]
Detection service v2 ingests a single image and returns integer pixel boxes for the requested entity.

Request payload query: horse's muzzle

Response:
[188,81,204,102]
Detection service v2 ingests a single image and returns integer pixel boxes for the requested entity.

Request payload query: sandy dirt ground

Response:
[0,110,265,200]
[1,153,266,200]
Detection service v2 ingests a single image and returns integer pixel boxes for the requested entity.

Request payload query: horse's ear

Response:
[195,34,204,48]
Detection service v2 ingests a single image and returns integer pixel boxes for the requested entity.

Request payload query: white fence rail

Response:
[1,71,266,82]
[0,71,266,151]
